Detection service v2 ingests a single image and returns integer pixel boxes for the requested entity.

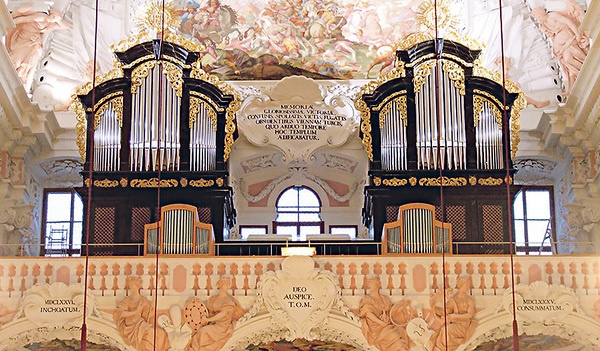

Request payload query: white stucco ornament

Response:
[239,76,357,163]
[16,282,99,327]
[260,255,339,339]
[498,281,582,322]
[227,256,368,350]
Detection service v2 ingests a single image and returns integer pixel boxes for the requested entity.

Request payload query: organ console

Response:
[383,203,452,254]
[144,204,214,256]
[72,35,239,255]
[359,37,525,254]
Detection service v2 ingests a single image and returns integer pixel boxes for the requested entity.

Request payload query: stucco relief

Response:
[321,154,358,174]
[17,282,99,327]
[238,76,356,164]
[531,0,589,95]
[240,154,277,173]
[0,203,34,256]
[429,276,477,351]
[499,281,582,322]
[5,6,69,88]
[593,298,600,322]
[113,277,170,351]
[158,305,192,351]
[184,276,245,351]
[359,276,415,351]
[0,303,15,329]
[231,256,366,349]
[464,281,600,351]
[238,167,357,205]
[38,158,84,188]
[260,256,343,339]
[513,158,558,185]
[358,276,478,351]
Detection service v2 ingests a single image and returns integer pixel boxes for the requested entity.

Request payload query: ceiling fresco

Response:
[4,0,588,110]
[162,0,422,79]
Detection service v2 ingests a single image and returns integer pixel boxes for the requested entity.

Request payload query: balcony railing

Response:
[0,255,597,299]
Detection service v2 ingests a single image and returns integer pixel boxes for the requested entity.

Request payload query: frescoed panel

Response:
[25,338,120,350]
[474,335,582,351]
[247,338,356,350]
[167,0,420,79]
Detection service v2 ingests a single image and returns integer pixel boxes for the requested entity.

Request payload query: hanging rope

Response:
[432,1,450,350]
[497,1,520,350]
[152,1,168,350]
[81,0,101,349]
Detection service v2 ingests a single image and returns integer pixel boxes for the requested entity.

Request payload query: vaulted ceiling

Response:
[5,0,588,113]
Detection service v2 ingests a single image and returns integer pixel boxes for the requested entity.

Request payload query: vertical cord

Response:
[152,1,167,350]
[497,2,519,350]
[432,1,450,350]
[81,0,100,350]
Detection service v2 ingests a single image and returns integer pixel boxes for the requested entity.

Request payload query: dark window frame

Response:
[41,188,83,257]
[513,185,556,255]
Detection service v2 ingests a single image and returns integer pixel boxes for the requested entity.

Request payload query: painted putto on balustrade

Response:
[0,256,597,350]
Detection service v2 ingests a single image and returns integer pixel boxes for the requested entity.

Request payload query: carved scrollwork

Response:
[418,176,467,186]
[442,60,466,95]
[382,177,408,186]
[94,95,123,130]
[189,179,215,187]
[477,177,504,186]
[355,98,374,161]
[414,60,437,94]
[189,94,218,130]
[378,93,408,129]
[93,179,120,188]
[130,178,179,188]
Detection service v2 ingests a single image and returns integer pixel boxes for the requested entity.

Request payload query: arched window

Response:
[274,186,323,240]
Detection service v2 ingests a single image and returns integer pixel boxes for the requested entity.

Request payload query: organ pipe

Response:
[130,65,182,172]
[383,203,452,254]
[144,204,214,255]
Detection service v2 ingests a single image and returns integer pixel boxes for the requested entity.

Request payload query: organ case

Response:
[358,38,525,254]
[72,36,239,255]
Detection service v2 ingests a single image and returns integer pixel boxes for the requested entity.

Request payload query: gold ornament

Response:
[190,179,215,187]
[135,0,181,35]
[130,178,178,188]
[93,179,119,188]
[383,178,408,186]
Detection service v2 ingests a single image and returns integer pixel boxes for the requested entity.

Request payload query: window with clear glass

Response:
[513,187,554,255]
[43,189,83,256]
[274,186,323,241]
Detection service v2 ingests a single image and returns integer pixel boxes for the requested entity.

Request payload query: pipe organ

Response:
[73,36,239,255]
[144,204,214,256]
[359,38,525,254]
[383,203,452,254]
